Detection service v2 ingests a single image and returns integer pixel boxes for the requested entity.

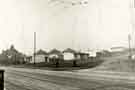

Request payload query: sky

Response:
[0,0,132,54]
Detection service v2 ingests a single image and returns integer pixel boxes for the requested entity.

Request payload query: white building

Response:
[30,49,49,63]
[31,55,47,63]
[110,47,126,52]
[63,48,76,60]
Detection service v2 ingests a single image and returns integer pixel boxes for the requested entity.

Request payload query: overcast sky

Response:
[0,0,132,54]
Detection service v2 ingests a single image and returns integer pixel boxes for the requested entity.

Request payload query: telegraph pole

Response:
[34,32,36,64]
[128,34,132,59]
[128,0,135,59]
[133,0,135,8]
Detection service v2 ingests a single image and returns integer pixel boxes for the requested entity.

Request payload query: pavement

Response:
[2,66,135,90]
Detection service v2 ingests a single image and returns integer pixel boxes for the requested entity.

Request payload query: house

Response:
[30,49,48,63]
[110,47,126,52]
[63,48,76,60]
[96,50,111,57]
[87,50,97,58]
[79,52,89,60]
[36,49,49,62]
[83,50,97,60]
[74,52,89,63]
[48,49,63,63]
[110,47,127,56]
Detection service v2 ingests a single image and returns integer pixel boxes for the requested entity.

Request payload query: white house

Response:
[85,50,98,58]
[110,47,126,52]
[63,48,76,60]
[30,49,48,63]
[31,55,46,63]
[88,51,97,57]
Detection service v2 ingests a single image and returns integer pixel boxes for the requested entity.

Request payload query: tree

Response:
[1,45,25,64]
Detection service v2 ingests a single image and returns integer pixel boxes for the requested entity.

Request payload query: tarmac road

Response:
[3,67,135,90]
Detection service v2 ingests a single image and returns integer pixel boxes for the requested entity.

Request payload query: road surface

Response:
[3,67,135,90]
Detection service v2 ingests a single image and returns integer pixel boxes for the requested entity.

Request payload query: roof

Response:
[63,48,76,53]
[111,47,126,50]
[36,49,48,55]
[75,52,89,55]
[49,49,61,55]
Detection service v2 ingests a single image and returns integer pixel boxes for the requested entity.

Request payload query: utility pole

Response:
[34,32,36,64]
[128,0,135,59]
[133,0,135,8]
[128,34,132,59]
